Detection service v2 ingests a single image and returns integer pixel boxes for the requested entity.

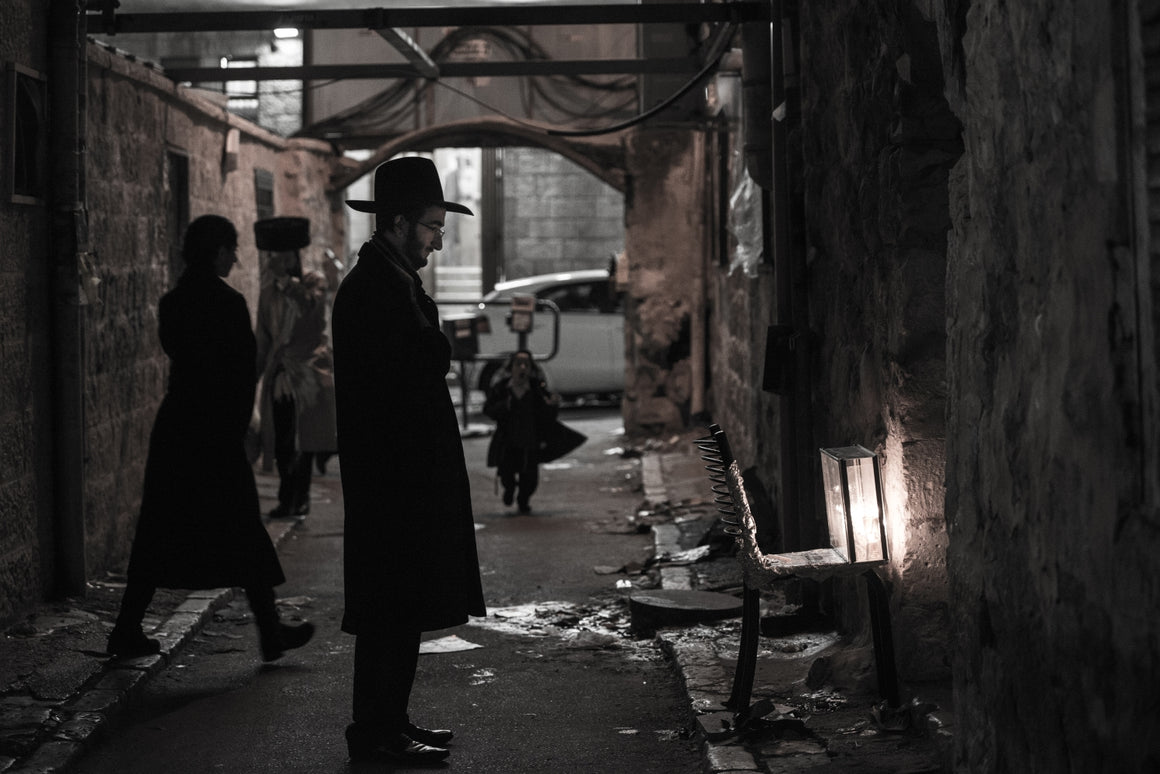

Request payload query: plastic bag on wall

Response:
[728,166,764,278]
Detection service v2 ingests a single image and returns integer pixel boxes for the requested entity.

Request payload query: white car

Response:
[465,269,625,398]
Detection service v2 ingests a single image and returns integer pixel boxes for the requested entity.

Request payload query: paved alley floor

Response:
[0,416,954,773]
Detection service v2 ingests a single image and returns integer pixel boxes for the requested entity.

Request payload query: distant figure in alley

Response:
[483,349,579,514]
[333,157,486,765]
[254,216,337,520]
[107,214,314,662]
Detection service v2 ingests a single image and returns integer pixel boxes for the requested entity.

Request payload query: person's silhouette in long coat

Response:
[107,214,314,662]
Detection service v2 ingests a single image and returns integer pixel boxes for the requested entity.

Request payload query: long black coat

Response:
[483,372,587,468]
[127,270,285,590]
[332,236,485,634]
[482,376,557,468]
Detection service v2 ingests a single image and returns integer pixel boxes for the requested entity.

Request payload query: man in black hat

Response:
[331,157,486,765]
[254,217,337,521]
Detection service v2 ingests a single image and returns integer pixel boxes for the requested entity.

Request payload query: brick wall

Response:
[501,147,624,280]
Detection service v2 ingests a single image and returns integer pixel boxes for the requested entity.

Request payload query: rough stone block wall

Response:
[81,45,334,581]
[939,2,1160,771]
[797,1,960,682]
[623,129,707,435]
[84,51,176,576]
[705,263,780,499]
[0,0,55,625]
[276,139,346,282]
[501,147,624,280]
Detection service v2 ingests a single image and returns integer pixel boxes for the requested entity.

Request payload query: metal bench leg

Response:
[863,570,900,707]
[725,583,761,714]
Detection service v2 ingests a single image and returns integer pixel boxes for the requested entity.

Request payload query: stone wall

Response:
[83,46,271,578]
[796,1,959,682]
[276,141,347,283]
[707,5,959,689]
[72,45,338,593]
[0,0,54,623]
[501,147,624,281]
[938,1,1160,770]
[623,129,708,435]
[705,261,780,492]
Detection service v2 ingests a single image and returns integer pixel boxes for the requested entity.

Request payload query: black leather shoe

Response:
[406,722,454,746]
[346,729,449,765]
[267,503,294,519]
[107,626,161,658]
[260,621,315,662]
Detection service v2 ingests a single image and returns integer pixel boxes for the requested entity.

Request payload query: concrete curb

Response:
[642,453,761,774]
[2,519,299,774]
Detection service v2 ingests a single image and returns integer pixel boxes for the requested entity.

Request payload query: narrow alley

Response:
[1,405,951,773]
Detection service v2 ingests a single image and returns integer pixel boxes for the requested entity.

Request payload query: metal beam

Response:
[163,57,702,83]
[376,27,439,79]
[90,2,768,35]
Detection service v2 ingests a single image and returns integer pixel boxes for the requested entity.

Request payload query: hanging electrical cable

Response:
[546,21,737,137]
[298,21,735,143]
[298,24,638,142]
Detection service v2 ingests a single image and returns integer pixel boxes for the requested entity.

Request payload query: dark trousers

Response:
[115,579,278,634]
[272,394,313,511]
[352,628,422,735]
[498,446,539,508]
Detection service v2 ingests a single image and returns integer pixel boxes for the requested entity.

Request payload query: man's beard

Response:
[401,223,429,270]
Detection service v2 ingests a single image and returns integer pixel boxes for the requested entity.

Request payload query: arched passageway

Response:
[329,117,627,194]
[328,118,711,439]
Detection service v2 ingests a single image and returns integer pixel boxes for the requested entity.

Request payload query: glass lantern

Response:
[819,445,887,563]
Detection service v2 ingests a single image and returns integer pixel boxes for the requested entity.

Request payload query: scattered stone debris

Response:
[468,598,667,662]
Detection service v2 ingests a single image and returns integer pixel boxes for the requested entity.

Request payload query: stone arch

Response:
[328,117,627,193]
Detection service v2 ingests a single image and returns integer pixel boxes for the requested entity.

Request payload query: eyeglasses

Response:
[416,221,445,239]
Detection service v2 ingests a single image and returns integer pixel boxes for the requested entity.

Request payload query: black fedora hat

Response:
[254,217,311,251]
[345,157,473,216]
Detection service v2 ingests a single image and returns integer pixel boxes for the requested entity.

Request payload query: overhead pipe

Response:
[767,0,814,552]
[48,0,88,596]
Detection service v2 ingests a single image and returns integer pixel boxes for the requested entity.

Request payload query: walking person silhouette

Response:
[107,214,314,662]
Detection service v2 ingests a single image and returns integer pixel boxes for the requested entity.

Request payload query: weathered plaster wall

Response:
[0,0,55,624]
[81,44,340,582]
[623,129,708,435]
[938,1,1160,770]
[796,1,960,682]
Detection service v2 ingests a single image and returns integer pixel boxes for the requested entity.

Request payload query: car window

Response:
[589,280,624,313]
